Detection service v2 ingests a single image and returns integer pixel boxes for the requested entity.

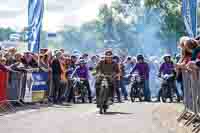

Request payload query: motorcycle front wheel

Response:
[130,86,137,102]
[161,87,168,103]
[99,86,109,114]
[138,88,145,102]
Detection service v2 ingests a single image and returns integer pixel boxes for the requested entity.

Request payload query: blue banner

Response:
[31,72,48,91]
[190,0,197,37]
[28,0,44,53]
[182,0,197,37]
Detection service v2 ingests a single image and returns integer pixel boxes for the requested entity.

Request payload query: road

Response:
[0,102,188,133]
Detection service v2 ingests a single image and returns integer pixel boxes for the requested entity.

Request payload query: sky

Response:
[0,0,114,32]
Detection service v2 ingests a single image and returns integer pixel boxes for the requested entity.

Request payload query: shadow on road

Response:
[0,103,73,116]
[104,112,133,115]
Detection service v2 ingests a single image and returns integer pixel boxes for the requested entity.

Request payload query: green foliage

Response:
[0,0,186,54]
[144,0,185,39]
[0,28,15,41]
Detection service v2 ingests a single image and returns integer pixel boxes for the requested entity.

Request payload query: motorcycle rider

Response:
[158,54,181,102]
[131,54,151,102]
[75,59,92,103]
[95,49,121,108]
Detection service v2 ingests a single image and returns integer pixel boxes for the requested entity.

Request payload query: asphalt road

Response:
[0,102,187,133]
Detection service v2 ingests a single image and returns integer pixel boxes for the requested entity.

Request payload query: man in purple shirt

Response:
[131,54,151,101]
[159,54,174,76]
[76,63,89,80]
[132,61,149,80]
[157,54,180,102]
[76,59,92,103]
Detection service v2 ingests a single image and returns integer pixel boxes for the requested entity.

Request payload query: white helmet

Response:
[163,54,171,60]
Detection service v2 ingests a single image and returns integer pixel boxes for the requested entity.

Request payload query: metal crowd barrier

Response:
[0,70,16,114]
[177,70,200,132]
[7,71,26,105]
[0,68,50,115]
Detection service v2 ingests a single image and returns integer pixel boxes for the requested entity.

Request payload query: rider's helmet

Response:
[105,49,113,57]
[113,55,120,63]
[136,54,144,61]
[83,53,88,57]
[127,56,132,61]
[163,54,171,61]
[79,59,87,65]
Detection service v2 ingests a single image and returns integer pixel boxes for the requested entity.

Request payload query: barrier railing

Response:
[0,68,49,115]
[177,70,200,132]
[0,70,16,114]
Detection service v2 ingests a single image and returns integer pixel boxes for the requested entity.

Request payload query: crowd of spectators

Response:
[1,35,200,104]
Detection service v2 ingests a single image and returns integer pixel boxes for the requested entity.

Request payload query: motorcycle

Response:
[98,74,111,114]
[69,67,89,103]
[129,72,145,102]
[159,73,178,102]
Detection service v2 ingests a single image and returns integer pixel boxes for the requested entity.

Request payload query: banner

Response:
[28,0,44,53]
[0,71,8,102]
[24,72,48,103]
[182,0,197,37]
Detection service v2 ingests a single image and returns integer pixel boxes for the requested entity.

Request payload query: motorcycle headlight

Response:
[101,80,108,87]
[136,77,141,82]
[131,77,135,82]
[162,79,167,84]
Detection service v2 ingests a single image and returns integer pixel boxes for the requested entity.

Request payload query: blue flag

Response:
[182,0,197,37]
[190,0,197,37]
[28,0,44,53]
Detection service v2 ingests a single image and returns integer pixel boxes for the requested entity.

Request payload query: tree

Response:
[144,0,185,39]
[0,28,15,41]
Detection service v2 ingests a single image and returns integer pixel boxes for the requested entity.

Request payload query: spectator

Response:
[0,57,8,71]
[51,51,62,104]
[176,37,192,97]
[10,53,24,71]
[22,51,38,68]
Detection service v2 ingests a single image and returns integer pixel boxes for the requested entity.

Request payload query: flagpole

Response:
[28,0,44,69]
[38,39,40,68]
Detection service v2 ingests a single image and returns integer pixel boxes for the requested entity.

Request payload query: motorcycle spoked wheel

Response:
[73,87,79,104]
[171,89,180,103]
[80,86,88,103]
[161,86,169,103]
[99,86,109,114]
[130,86,137,102]
[138,88,145,102]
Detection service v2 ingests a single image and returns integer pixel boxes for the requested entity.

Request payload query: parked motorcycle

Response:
[69,66,88,103]
[129,72,145,102]
[159,74,178,102]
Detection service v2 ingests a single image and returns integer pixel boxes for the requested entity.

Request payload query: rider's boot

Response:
[170,98,173,103]
[156,97,160,102]
[177,96,181,102]
[89,97,92,103]
[118,99,122,103]
[157,90,161,102]
[73,97,76,104]
[117,96,122,103]
[170,95,173,103]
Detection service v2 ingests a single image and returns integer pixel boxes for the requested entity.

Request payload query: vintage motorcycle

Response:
[129,72,145,102]
[98,74,112,114]
[159,73,178,102]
